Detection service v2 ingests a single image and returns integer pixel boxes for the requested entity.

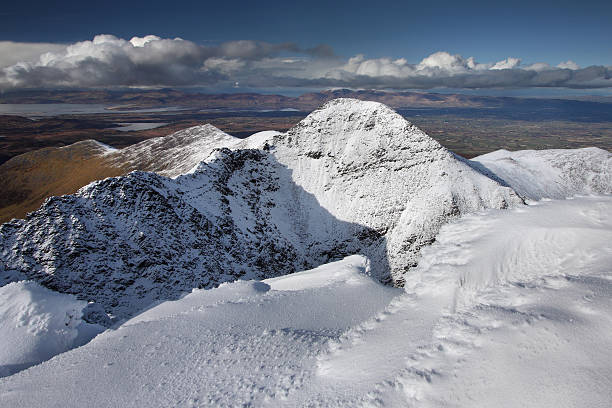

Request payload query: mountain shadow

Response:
[0,148,390,327]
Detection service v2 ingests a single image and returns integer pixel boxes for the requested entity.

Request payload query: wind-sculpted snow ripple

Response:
[302,196,612,406]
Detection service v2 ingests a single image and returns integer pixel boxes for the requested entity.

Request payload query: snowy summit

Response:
[1,99,527,323]
[0,99,611,407]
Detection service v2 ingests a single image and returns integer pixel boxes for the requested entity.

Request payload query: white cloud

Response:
[339,55,414,77]
[0,41,67,68]
[129,35,162,47]
[417,51,471,73]
[491,57,521,70]
[557,60,580,70]
[0,35,304,89]
[0,35,610,90]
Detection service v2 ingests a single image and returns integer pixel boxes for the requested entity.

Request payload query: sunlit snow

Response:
[0,282,103,378]
[1,196,611,407]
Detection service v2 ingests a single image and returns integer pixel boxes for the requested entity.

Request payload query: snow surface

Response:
[1,196,611,407]
[0,256,401,406]
[0,281,103,378]
[107,124,241,177]
[0,99,524,325]
[237,130,282,149]
[472,147,611,200]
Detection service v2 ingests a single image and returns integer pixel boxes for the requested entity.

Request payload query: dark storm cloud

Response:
[1,35,611,90]
[216,40,301,60]
[304,44,337,58]
[235,66,612,91]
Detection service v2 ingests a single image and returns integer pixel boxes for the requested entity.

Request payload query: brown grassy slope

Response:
[0,114,304,165]
[0,141,126,223]
[0,119,282,222]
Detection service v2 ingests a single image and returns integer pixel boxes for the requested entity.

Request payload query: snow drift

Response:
[0,281,103,378]
[472,147,612,200]
[1,196,611,406]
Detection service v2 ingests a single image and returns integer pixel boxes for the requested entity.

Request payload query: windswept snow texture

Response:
[0,256,402,407]
[1,196,611,407]
[472,147,611,200]
[0,281,103,378]
[271,99,523,284]
[0,99,523,324]
[107,124,241,177]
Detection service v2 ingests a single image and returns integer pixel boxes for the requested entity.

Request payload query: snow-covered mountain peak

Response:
[265,98,523,284]
[164,123,233,144]
[288,98,413,132]
[6,98,606,326]
[277,98,445,173]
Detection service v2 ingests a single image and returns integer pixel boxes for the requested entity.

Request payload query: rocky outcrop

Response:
[0,99,535,325]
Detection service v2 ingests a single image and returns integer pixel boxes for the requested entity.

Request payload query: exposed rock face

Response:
[0,148,370,324]
[0,99,565,325]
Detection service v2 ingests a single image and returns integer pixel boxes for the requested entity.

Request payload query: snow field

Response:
[1,196,611,407]
[0,256,400,407]
[315,195,612,406]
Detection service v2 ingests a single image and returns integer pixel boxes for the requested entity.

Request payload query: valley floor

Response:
[1,195,611,407]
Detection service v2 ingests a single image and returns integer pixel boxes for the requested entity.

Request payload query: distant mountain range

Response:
[0,88,491,109]
[1,99,610,327]
[4,88,612,111]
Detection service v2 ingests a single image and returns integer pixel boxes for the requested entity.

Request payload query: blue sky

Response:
[1,0,611,92]
[3,0,611,66]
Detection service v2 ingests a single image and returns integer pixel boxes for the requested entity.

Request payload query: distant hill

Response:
[0,88,498,110]
[0,125,245,223]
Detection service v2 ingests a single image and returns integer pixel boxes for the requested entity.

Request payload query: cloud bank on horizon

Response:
[1,35,610,91]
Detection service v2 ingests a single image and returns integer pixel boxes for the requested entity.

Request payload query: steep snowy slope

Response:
[270,99,523,283]
[472,147,611,200]
[1,196,611,407]
[106,124,241,177]
[0,99,526,324]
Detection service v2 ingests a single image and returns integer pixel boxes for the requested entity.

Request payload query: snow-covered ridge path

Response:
[312,195,612,407]
[0,98,528,325]
[1,195,611,407]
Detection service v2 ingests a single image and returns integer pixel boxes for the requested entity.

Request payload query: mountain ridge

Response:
[1,98,609,326]
[0,125,244,222]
